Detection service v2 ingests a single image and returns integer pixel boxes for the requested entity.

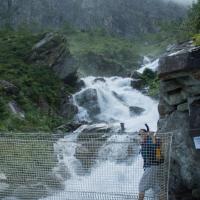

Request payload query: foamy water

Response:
[41,60,159,200]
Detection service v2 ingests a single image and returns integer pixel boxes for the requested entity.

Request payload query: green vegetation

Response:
[1,0,200,131]
[60,25,174,76]
[0,24,184,132]
[0,28,72,132]
[141,68,159,98]
[193,34,200,46]
[0,136,60,199]
[0,137,56,184]
[185,0,200,37]
[173,0,200,43]
[62,27,140,70]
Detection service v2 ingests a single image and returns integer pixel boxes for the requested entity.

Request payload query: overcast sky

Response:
[163,0,197,6]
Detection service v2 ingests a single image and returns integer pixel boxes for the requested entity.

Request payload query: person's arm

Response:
[149,132,156,144]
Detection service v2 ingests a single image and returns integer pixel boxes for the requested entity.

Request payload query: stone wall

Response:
[158,46,200,199]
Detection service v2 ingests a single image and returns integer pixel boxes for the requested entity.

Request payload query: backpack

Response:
[155,137,164,164]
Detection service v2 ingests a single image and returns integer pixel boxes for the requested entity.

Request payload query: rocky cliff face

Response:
[158,44,200,200]
[0,0,186,37]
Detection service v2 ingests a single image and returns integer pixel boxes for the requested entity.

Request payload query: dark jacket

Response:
[141,136,162,168]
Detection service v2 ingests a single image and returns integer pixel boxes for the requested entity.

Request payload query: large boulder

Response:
[60,95,78,119]
[131,78,145,90]
[74,88,100,118]
[158,44,200,200]
[129,106,145,116]
[74,123,115,171]
[0,80,19,95]
[76,123,113,141]
[29,32,78,80]
[158,98,176,118]
[158,111,200,193]
[30,32,69,67]
[158,45,200,79]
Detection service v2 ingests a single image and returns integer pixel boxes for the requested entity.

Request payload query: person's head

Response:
[138,124,149,140]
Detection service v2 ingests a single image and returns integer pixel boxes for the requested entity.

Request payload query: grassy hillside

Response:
[62,26,171,71]
[0,18,188,131]
[0,29,71,132]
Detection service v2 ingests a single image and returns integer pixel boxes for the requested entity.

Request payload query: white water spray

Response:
[41,60,159,200]
[137,58,159,74]
[74,76,158,131]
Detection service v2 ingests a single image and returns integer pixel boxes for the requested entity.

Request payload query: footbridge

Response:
[0,133,172,200]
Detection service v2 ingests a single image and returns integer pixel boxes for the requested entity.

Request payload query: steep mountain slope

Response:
[0,0,186,37]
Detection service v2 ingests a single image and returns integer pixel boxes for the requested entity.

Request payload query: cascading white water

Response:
[137,58,159,74]
[74,76,158,131]
[41,61,159,200]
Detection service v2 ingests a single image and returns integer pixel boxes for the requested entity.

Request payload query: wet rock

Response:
[177,75,200,86]
[75,141,102,173]
[158,46,200,79]
[177,102,188,112]
[162,89,188,106]
[93,77,106,83]
[75,88,100,118]
[166,44,176,52]
[112,91,125,103]
[30,32,69,68]
[60,95,78,119]
[158,98,176,117]
[185,85,200,96]
[130,71,143,79]
[62,71,79,87]
[75,123,114,171]
[129,106,145,116]
[192,71,200,81]
[160,79,182,93]
[158,111,200,195]
[189,97,200,134]
[77,123,113,140]
[0,80,19,95]
[131,78,145,90]
[158,41,200,200]
[54,122,82,134]
[54,56,78,80]
[76,79,86,90]
[29,32,78,81]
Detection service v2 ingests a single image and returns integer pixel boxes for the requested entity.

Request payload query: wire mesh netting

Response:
[0,133,172,200]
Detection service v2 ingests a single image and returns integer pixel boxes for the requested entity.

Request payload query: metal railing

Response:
[0,133,172,200]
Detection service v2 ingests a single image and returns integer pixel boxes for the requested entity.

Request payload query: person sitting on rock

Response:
[138,124,164,200]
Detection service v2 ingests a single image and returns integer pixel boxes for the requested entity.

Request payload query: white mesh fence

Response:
[0,133,172,200]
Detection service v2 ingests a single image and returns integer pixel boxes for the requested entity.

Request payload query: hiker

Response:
[138,124,164,200]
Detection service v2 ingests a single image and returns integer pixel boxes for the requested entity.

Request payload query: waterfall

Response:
[73,76,158,131]
[41,62,159,199]
[137,58,159,74]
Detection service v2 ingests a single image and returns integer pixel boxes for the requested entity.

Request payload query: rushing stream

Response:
[41,59,159,200]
